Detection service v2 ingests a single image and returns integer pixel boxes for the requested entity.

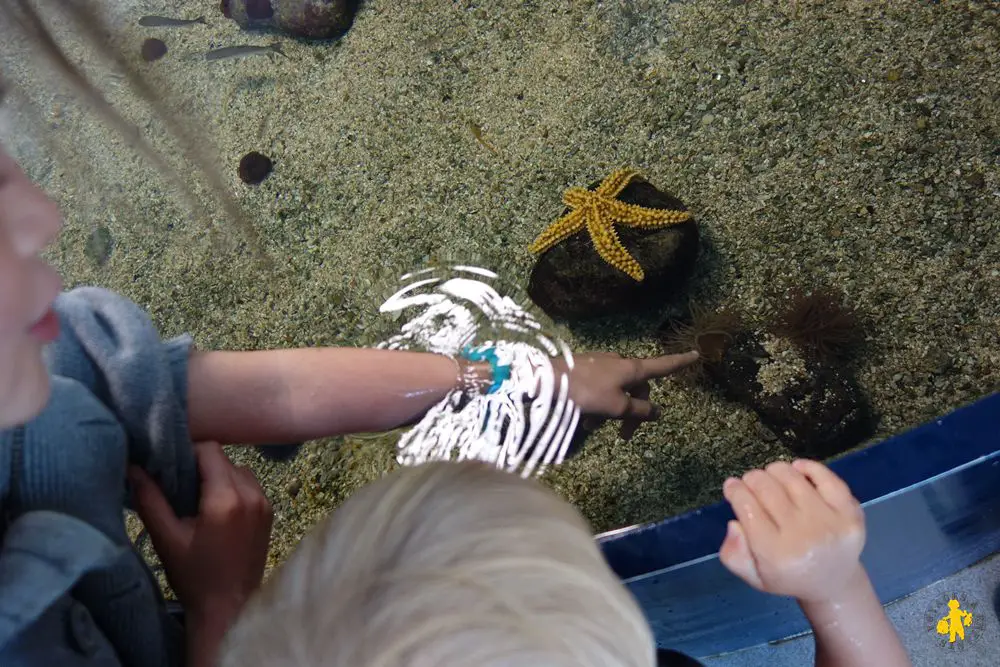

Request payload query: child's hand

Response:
[721,460,912,666]
[129,441,274,622]
[719,459,866,603]
[553,350,699,440]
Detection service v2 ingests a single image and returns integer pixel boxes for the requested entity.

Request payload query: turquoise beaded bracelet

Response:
[460,345,511,394]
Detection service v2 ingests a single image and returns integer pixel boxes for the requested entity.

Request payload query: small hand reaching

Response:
[718,459,865,602]
[129,441,274,667]
[554,350,699,441]
[719,459,911,667]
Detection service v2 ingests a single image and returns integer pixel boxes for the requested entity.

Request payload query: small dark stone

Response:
[238,151,273,185]
[141,38,168,62]
[223,0,360,40]
[704,331,874,459]
[527,177,700,321]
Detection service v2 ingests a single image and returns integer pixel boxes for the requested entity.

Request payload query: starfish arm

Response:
[595,168,640,198]
[586,215,645,281]
[562,186,592,209]
[607,199,692,229]
[532,170,690,278]
[528,208,585,254]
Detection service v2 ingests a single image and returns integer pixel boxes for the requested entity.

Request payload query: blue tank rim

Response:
[597,390,1000,581]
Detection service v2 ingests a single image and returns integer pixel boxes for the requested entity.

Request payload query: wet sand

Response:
[1,0,997,571]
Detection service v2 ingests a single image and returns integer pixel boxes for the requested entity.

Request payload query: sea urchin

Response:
[660,303,745,382]
[770,287,861,360]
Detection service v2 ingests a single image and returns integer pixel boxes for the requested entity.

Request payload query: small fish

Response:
[138,15,206,27]
[205,42,287,62]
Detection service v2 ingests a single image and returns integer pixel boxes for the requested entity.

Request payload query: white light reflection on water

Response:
[377,264,579,478]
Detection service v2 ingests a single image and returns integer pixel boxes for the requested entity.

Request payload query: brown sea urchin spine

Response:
[660,303,745,382]
[770,287,862,361]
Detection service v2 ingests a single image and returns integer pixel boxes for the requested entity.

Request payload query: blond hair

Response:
[220,462,655,667]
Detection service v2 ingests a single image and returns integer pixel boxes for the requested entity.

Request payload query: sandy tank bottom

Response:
[0,0,997,576]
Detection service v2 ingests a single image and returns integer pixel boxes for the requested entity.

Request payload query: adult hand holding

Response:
[129,441,273,667]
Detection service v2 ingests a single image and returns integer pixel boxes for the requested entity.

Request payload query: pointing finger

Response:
[634,351,700,382]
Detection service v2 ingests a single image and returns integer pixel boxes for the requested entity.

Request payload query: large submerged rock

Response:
[221,0,359,40]
[527,177,699,322]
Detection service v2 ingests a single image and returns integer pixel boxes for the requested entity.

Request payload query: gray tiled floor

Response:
[702,552,999,667]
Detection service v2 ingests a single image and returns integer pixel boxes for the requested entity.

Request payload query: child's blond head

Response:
[219,461,654,667]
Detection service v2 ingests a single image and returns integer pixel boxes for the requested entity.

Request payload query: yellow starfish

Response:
[528,168,692,281]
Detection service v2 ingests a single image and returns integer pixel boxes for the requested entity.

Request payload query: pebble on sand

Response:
[238,151,274,185]
[140,38,168,62]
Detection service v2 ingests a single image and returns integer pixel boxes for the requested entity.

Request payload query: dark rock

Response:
[221,0,360,40]
[141,38,168,62]
[704,331,873,459]
[527,177,699,321]
[238,151,273,185]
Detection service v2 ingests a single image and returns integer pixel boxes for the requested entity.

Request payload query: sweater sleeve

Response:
[43,286,199,517]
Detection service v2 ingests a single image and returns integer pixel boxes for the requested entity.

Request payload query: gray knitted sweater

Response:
[0,287,200,666]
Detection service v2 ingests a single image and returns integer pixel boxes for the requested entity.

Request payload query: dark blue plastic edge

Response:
[597,391,1000,656]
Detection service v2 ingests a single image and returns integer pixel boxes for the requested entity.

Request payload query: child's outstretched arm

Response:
[185,347,698,445]
[718,459,911,667]
[187,348,470,444]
